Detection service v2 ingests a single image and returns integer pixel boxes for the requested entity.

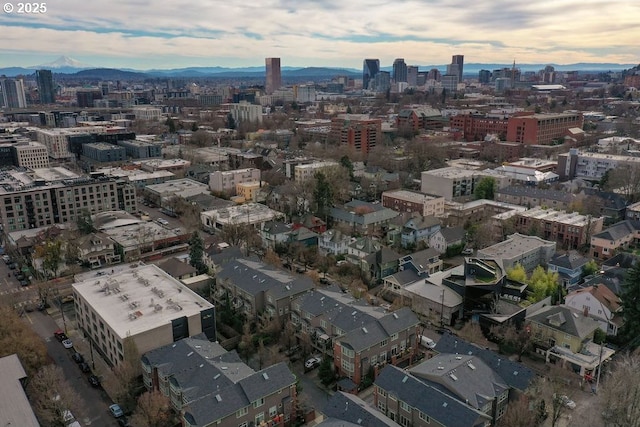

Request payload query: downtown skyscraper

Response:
[392,58,408,83]
[451,54,464,82]
[265,58,282,95]
[36,69,56,104]
[363,58,380,90]
[0,77,27,108]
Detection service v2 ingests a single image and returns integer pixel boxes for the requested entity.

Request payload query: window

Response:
[269,406,277,418]
[238,423,248,427]
[253,397,264,408]
[419,411,430,422]
[391,333,398,341]
[376,386,387,397]
[380,339,389,347]
[400,401,410,412]
[236,407,248,418]
[377,400,386,413]
[255,412,264,425]
[399,414,410,427]
[342,347,354,358]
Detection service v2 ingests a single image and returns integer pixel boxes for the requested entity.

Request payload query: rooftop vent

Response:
[392,313,398,319]
[215,394,222,402]
[213,374,220,380]
[449,373,458,381]
[262,372,269,380]
[468,363,476,370]
[402,376,408,383]
[362,327,368,334]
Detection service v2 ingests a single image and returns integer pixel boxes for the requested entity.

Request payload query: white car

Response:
[62,339,73,349]
[304,356,322,370]
[419,335,437,349]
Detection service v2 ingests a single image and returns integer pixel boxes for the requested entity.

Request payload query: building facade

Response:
[330,114,382,155]
[265,57,282,95]
[506,112,584,145]
[210,168,261,195]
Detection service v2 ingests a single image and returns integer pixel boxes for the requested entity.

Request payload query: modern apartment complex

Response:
[293,161,339,182]
[72,264,216,366]
[557,148,640,180]
[0,167,136,232]
[477,232,556,273]
[13,141,50,169]
[506,112,583,145]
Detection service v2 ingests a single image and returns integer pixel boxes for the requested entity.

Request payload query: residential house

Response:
[292,214,326,234]
[333,307,420,386]
[429,227,466,254]
[347,237,382,263]
[495,185,577,210]
[579,188,628,222]
[526,305,614,376]
[565,285,622,335]
[548,251,590,288]
[214,257,314,321]
[363,247,402,284]
[381,249,442,300]
[0,354,40,427]
[288,226,318,248]
[157,257,197,280]
[402,271,464,326]
[321,391,400,427]
[330,200,399,235]
[590,220,640,260]
[260,221,292,249]
[141,336,297,427]
[318,229,352,256]
[374,365,492,427]
[76,232,120,268]
[401,216,441,248]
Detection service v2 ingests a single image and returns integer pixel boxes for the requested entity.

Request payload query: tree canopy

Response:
[474,176,496,200]
[620,261,640,344]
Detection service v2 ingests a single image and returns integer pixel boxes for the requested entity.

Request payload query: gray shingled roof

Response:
[338,308,419,352]
[433,333,535,392]
[158,257,197,278]
[438,226,466,244]
[593,220,640,241]
[321,392,400,427]
[410,354,509,410]
[526,305,601,340]
[375,365,491,427]
[331,200,398,226]
[217,258,312,298]
[549,252,589,271]
[183,362,296,426]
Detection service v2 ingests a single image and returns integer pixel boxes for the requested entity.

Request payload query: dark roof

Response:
[375,365,491,427]
[157,257,197,278]
[404,215,441,230]
[217,258,313,298]
[433,332,535,392]
[602,252,639,269]
[321,392,400,427]
[364,247,402,266]
[331,200,398,226]
[262,220,292,235]
[438,226,466,244]
[185,193,235,211]
[526,305,600,339]
[205,245,245,264]
[339,308,419,352]
[549,252,589,271]
[383,268,423,286]
[593,220,640,241]
[580,188,628,211]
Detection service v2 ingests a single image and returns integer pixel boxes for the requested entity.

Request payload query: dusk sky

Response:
[0,0,638,69]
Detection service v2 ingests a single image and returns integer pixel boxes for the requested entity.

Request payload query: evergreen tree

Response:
[318,357,334,386]
[188,232,207,274]
[313,172,333,219]
[620,262,640,343]
[474,176,496,200]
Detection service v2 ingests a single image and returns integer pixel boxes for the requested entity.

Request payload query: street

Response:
[25,308,120,427]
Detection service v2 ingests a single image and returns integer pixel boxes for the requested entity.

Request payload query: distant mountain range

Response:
[0,55,636,79]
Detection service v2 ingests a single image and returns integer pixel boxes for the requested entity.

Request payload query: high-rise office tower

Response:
[36,69,55,104]
[363,59,380,90]
[265,58,282,95]
[451,55,464,82]
[478,69,491,84]
[392,58,408,83]
[407,66,419,87]
[0,77,27,108]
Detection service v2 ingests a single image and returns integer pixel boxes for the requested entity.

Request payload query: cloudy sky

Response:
[0,0,638,69]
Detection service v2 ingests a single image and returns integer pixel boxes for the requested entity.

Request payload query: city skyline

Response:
[0,1,639,70]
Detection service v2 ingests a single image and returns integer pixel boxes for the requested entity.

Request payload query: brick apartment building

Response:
[330,114,381,155]
[449,114,509,142]
[506,112,584,145]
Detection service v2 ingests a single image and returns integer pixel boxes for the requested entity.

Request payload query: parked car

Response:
[71,352,84,363]
[558,395,576,409]
[20,279,29,287]
[462,248,474,255]
[2,255,11,263]
[54,330,67,342]
[284,345,301,357]
[62,339,73,349]
[8,262,17,270]
[79,362,91,373]
[304,355,322,371]
[15,273,25,281]
[418,335,437,349]
[109,403,124,418]
[89,374,101,387]
[117,417,131,427]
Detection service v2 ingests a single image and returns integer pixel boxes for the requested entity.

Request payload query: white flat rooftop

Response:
[72,263,213,340]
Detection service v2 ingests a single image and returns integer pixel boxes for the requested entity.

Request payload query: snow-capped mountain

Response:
[30,55,93,70]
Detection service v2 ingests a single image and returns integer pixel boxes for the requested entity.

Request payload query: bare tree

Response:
[456,322,486,345]
[497,394,540,427]
[102,338,142,412]
[129,390,173,427]
[28,365,83,427]
[601,353,640,427]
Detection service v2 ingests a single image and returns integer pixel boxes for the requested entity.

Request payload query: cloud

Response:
[0,0,638,68]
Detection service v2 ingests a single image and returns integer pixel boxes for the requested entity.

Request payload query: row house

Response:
[333,307,420,386]
[214,257,313,321]
[141,336,297,427]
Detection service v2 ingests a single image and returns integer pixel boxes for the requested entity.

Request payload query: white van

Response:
[419,335,436,349]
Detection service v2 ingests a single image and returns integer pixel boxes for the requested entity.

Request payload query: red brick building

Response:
[506,112,584,145]
[449,114,508,142]
[331,114,381,155]
[396,107,443,133]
